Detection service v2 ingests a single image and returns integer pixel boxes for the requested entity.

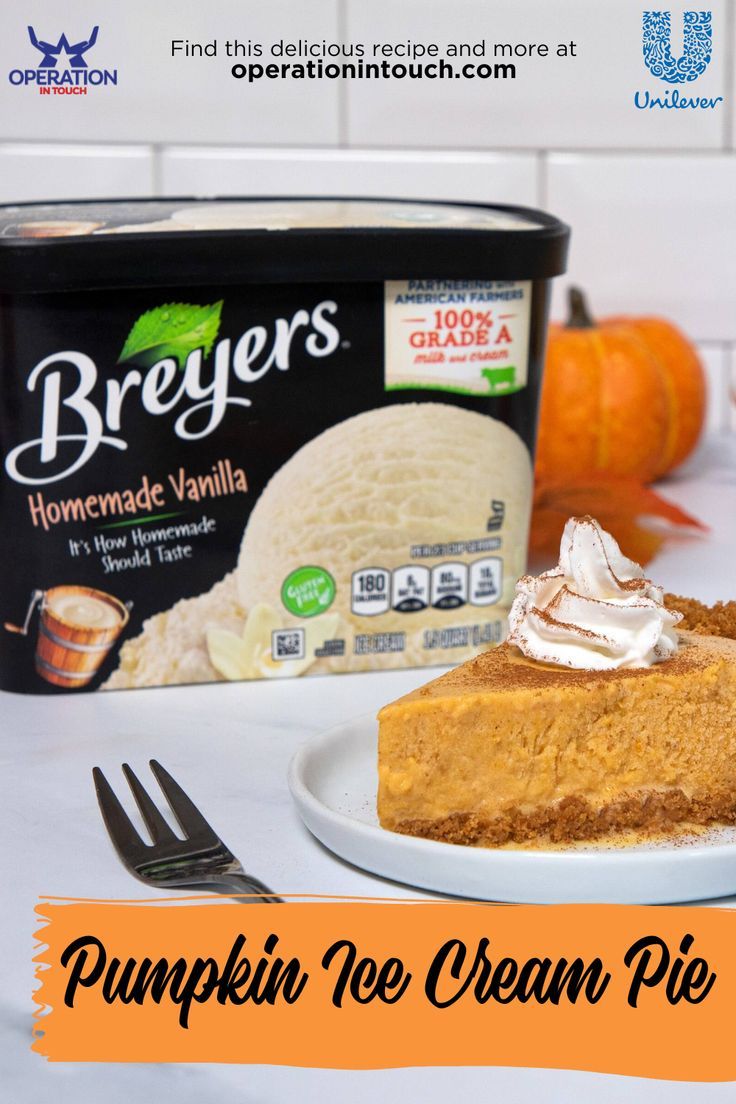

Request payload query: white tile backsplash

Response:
[344,0,728,151]
[159,146,538,205]
[0,144,154,203]
[0,0,340,145]
[547,153,736,343]
[697,345,731,435]
[730,0,736,150]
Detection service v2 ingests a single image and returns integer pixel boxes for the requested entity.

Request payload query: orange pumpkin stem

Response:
[567,287,595,329]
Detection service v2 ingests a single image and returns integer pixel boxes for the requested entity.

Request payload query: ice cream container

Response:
[0,197,569,693]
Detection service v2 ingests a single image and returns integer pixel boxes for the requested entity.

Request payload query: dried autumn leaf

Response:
[530,474,707,566]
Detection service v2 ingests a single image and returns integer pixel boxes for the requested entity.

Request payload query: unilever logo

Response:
[635,10,722,110]
[642,11,712,82]
[8,25,118,93]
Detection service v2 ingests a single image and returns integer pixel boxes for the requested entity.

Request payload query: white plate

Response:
[288,715,736,905]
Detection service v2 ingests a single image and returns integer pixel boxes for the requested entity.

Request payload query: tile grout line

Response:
[722,341,733,435]
[723,341,731,435]
[723,0,735,151]
[536,151,547,209]
[151,142,163,197]
[716,342,727,435]
[336,0,349,148]
[1,138,735,157]
[709,342,732,435]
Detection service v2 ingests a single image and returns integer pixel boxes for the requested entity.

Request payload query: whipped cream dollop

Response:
[508,516,682,670]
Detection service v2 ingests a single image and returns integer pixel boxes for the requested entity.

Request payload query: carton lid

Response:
[0,196,570,292]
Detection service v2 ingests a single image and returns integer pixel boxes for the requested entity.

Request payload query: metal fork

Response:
[93,760,282,903]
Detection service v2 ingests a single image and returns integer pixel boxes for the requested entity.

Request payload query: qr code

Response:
[271,629,305,662]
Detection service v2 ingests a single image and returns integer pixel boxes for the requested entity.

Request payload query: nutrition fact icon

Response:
[391,566,430,613]
[431,562,467,609]
[469,557,503,605]
[351,568,390,616]
[351,559,502,616]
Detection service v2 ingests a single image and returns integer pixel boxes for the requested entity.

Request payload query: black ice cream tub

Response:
[0,197,569,693]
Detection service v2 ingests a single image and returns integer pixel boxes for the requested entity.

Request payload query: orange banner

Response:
[32,896,736,1079]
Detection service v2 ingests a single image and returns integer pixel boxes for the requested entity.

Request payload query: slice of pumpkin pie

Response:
[377,517,736,846]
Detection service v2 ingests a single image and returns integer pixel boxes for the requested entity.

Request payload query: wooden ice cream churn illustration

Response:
[5,585,131,689]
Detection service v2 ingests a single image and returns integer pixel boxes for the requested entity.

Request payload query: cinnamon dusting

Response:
[410,632,713,697]
[531,604,602,641]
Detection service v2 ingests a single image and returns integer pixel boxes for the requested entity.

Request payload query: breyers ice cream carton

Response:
[0,197,569,692]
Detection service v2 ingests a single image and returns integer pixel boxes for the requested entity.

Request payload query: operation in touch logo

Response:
[8,25,118,94]
[635,10,722,110]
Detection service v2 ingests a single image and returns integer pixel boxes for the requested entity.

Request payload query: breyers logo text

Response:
[635,10,722,110]
[3,301,340,486]
[8,25,118,93]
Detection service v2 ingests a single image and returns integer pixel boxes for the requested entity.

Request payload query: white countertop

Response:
[2,437,735,1103]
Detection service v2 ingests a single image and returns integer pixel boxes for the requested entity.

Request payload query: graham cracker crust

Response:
[666,594,736,639]
[393,789,736,847]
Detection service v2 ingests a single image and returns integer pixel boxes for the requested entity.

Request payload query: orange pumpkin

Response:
[535,288,706,483]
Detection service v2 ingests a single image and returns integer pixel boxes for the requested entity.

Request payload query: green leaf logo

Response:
[118,300,224,370]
